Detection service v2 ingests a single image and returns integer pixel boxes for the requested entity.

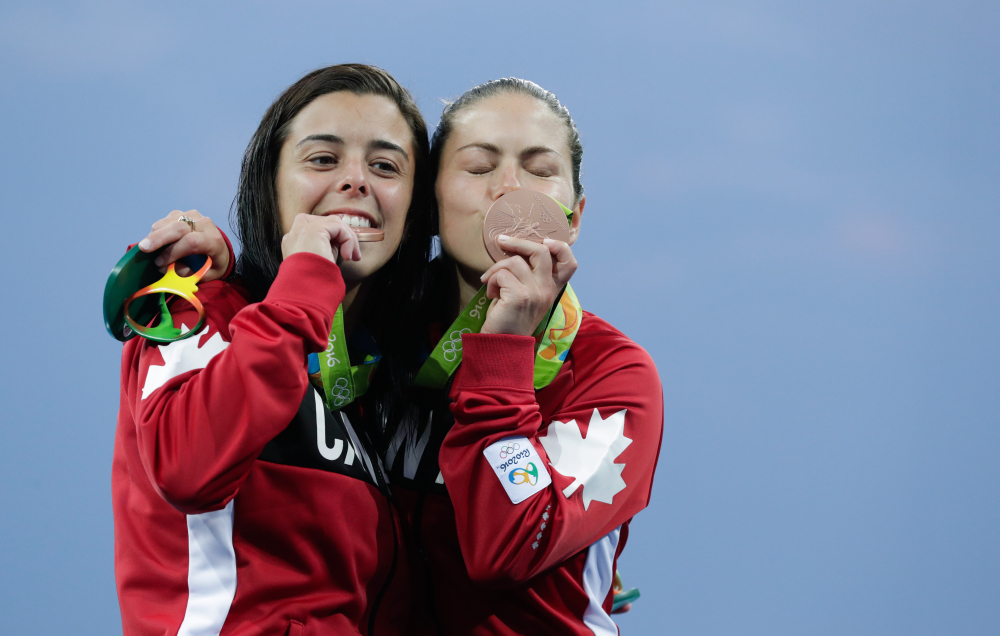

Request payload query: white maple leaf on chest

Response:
[539,408,632,510]
[142,326,229,399]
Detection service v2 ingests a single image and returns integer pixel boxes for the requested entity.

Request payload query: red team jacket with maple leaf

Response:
[112,253,407,636]
[386,313,663,635]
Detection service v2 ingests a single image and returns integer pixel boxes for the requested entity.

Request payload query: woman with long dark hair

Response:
[113,64,431,636]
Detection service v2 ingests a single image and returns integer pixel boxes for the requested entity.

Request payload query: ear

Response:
[567,195,585,245]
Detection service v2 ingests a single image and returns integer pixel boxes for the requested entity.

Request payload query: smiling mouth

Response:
[337,213,375,229]
[321,209,380,229]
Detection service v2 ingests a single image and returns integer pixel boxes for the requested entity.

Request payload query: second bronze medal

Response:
[482,190,571,262]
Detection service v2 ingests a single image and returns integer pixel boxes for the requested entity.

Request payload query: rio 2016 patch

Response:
[482,436,552,504]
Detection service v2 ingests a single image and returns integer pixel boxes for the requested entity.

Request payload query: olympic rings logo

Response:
[441,328,472,362]
[509,462,539,486]
[330,377,351,407]
[498,442,521,459]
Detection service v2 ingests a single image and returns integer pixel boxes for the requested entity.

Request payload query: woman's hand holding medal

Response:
[478,235,577,336]
[280,212,362,264]
[138,209,230,280]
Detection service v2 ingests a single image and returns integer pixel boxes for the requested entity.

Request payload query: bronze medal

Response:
[482,190,571,262]
[353,227,384,242]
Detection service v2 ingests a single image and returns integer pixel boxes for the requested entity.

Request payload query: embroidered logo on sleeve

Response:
[539,409,632,510]
[483,436,552,504]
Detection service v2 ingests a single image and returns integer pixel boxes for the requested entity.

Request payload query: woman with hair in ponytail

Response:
[112,63,433,636]
[381,78,663,635]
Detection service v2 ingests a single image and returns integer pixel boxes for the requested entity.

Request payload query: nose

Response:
[336,157,368,196]
[491,163,523,200]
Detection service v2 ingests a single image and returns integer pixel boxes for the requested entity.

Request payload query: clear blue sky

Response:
[1,1,997,634]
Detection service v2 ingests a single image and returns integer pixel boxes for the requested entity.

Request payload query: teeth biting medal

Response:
[352,227,384,242]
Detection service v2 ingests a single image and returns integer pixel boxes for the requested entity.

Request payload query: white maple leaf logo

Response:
[539,409,632,510]
[142,325,229,399]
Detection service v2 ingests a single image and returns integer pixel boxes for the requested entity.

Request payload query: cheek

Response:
[276,169,321,233]
[437,174,481,231]
[383,181,413,229]
[527,177,574,210]
[275,173,296,234]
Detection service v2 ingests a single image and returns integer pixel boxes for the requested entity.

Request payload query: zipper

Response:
[413,477,445,636]
[355,421,398,636]
[411,395,454,636]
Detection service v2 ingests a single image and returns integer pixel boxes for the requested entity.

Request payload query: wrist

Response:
[456,333,536,389]
[480,314,546,337]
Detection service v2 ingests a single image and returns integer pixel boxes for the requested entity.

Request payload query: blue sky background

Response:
[0,1,997,634]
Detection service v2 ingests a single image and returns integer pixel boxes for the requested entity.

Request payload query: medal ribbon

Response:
[413,283,582,390]
[413,285,491,388]
[532,283,581,389]
[316,305,380,411]
[414,199,580,389]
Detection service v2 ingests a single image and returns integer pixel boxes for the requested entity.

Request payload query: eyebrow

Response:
[455,142,561,160]
[520,145,561,160]
[369,139,409,160]
[295,134,409,160]
[296,133,344,147]
[455,142,502,155]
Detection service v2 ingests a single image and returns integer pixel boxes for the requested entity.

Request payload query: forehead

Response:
[447,92,569,155]
[288,91,412,147]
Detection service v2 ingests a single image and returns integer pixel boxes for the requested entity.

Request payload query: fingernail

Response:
[498,234,510,242]
[154,257,163,266]
[138,239,152,251]
[543,238,554,245]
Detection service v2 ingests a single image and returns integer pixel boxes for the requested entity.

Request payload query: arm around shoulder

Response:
[127,254,345,513]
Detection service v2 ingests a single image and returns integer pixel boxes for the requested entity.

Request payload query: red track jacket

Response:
[385,314,663,635]
[112,253,406,636]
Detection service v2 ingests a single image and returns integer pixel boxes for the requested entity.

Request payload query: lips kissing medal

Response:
[482,190,572,262]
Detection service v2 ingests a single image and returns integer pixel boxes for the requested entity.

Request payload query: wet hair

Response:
[429,77,584,202]
[230,63,432,303]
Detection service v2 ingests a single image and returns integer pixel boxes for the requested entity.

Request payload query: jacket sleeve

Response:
[440,328,664,586]
[126,253,343,514]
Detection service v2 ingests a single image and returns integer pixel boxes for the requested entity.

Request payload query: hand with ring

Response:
[137,209,230,282]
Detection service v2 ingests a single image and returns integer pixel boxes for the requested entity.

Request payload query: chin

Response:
[338,260,380,283]
[448,251,492,279]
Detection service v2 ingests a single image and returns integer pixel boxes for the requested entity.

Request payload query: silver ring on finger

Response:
[178,215,196,232]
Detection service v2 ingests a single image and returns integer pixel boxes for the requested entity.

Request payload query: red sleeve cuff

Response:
[265,252,345,315]
[457,333,536,390]
[219,229,236,279]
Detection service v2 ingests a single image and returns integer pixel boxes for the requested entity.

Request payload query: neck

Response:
[342,277,369,337]
[452,261,484,320]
